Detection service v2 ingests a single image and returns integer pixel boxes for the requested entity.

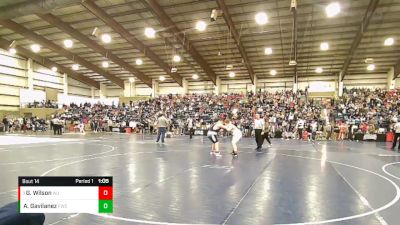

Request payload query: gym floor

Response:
[1,133,400,225]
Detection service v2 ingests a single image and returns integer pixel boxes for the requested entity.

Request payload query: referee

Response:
[187,117,194,139]
[391,118,400,152]
[254,114,264,151]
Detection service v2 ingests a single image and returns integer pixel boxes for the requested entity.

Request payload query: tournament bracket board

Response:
[18,176,113,214]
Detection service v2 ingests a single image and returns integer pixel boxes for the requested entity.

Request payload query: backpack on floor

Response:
[274,131,282,138]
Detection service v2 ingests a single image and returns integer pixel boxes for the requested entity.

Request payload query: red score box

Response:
[98,186,113,200]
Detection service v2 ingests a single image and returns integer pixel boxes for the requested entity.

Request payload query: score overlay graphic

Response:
[18,176,113,214]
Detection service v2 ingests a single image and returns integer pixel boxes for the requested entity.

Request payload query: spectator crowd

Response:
[25,100,58,109]
[1,88,399,141]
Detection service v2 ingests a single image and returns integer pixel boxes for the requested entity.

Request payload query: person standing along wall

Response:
[391,119,400,152]
[2,117,9,133]
[57,118,63,135]
[262,118,272,147]
[156,113,169,143]
[296,118,305,140]
[311,120,318,141]
[254,114,264,151]
[187,117,194,139]
[325,122,332,140]
[52,117,59,135]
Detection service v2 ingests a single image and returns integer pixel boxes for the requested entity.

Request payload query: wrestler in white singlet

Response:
[224,119,242,156]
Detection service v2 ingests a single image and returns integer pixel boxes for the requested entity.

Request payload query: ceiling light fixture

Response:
[91,27,99,37]
[173,55,181,62]
[255,12,268,25]
[364,58,374,64]
[229,71,235,78]
[8,40,17,55]
[9,40,16,48]
[192,74,199,80]
[264,47,273,55]
[30,44,41,53]
[102,61,109,68]
[144,27,156,38]
[270,70,277,76]
[64,39,73,48]
[326,2,341,18]
[195,20,207,31]
[367,64,375,71]
[384,37,394,46]
[129,77,135,83]
[136,58,143,65]
[9,48,16,55]
[210,9,218,22]
[101,34,112,43]
[72,64,79,71]
[51,66,58,72]
[320,42,329,51]
[315,67,323,73]
[159,76,165,81]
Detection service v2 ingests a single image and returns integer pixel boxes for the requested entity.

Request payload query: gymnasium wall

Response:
[220,79,253,93]
[131,84,150,96]
[75,72,400,98]
[68,78,92,97]
[343,73,387,89]
[0,49,93,111]
[32,64,64,91]
[159,83,183,95]
[256,73,393,93]
[256,75,337,92]
[187,81,214,94]
[1,48,399,110]
[257,76,294,92]
[107,86,123,98]
[0,51,26,111]
[109,83,152,97]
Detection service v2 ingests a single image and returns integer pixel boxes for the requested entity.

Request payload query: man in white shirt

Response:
[51,117,59,135]
[391,118,400,151]
[107,120,113,132]
[187,117,194,139]
[254,114,264,151]
[129,120,137,133]
[310,120,318,141]
[156,114,170,143]
[296,118,305,140]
